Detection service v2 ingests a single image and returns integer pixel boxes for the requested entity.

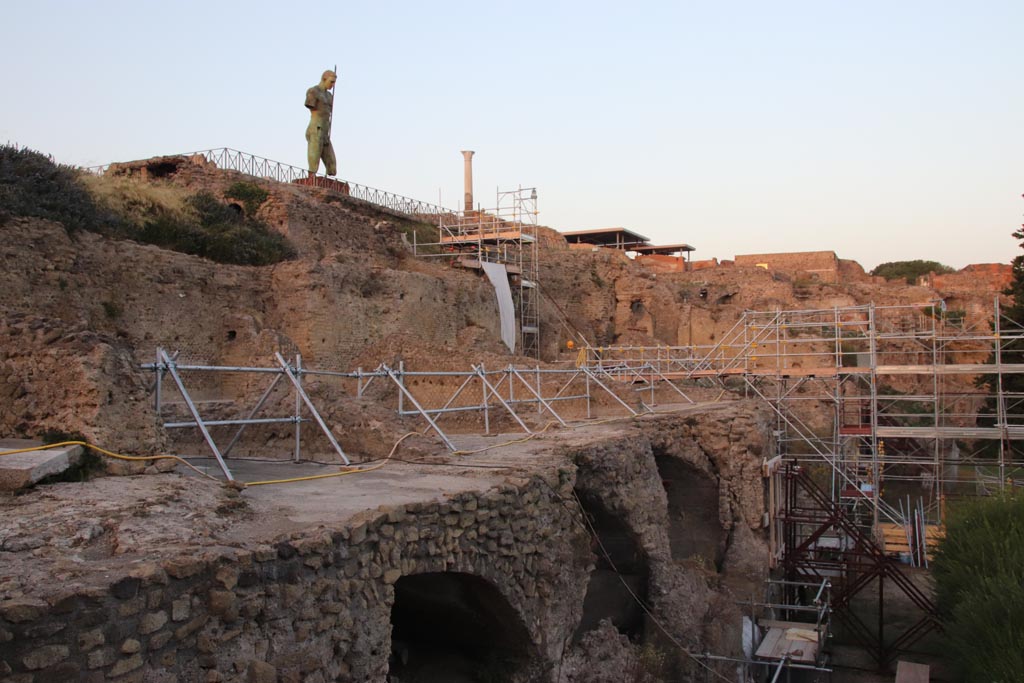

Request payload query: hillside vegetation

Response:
[870,260,954,284]
[0,145,294,266]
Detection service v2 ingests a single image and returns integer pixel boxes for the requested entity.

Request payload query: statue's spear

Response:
[329,63,336,132]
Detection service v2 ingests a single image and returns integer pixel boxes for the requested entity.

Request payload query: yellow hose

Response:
[0,410,647,489]
[0,441,222,483]
[243,431,419,487]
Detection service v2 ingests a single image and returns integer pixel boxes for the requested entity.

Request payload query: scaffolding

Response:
[413,186,541,358]
[583,299,1024,536]
[141,350,690,480]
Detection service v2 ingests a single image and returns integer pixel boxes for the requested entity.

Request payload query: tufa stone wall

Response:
[0,476,589,683]
[0,406,773,682]
[734,251,840,283]
[923,263,1012,295]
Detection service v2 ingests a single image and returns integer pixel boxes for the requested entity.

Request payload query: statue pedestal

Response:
[293,176,350,195]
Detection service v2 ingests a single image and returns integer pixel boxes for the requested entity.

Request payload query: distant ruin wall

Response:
[837,259,870,283]
[924,263,1012,295]
[634,254,688,273]
[734,251,839,283]
[689,258,719,271]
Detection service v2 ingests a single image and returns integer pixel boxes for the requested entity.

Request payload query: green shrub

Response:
[0,144,107,231]
[2,147,294,266]
[933,494,1024,681]
[871,260,955,284]
[136,191,295,266]
[224,181,269,216]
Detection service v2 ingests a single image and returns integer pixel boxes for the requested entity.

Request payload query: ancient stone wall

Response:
[0,405,773,683]
[734,251,839,283]
[0,475,589,683]
[0,313,164,455]
[633,254,687,273]
[924,263,1012,296]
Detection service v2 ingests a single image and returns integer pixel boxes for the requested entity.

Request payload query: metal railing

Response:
[85,147,455,220]
[143,351,701,479]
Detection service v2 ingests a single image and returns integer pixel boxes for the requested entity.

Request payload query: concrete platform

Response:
[0,439,84,491]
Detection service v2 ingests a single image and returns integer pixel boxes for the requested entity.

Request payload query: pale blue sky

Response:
[3,1,1021,269]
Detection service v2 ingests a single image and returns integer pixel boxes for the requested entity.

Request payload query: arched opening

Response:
[655,452,724,569]
[573,489,649,642]
[389,572,532,682]
[144,160,180,178]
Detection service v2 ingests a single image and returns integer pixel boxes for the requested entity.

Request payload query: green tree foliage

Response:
[0,144,106,231]
[977,227,1024,423]
[932,494,1024,681]
[870,260,955,284]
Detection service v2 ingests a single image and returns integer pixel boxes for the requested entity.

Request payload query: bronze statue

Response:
[305,70,337,177]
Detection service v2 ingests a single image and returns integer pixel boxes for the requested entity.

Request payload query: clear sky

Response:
[2,1,1021,270]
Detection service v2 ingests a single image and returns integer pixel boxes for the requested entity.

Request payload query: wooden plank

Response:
[754,629,784,659]
[440,230,531,244]
[755,627,819,664]
[758,620,820,632]
[781,635,818,663]
[895,660,930,683]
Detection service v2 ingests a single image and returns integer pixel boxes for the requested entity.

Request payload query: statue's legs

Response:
[321,141,337,176]
[306,125,336,176]
[306,127,322,174]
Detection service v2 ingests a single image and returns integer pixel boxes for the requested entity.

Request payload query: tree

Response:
[870,260,955,284]
[932,494,1024,681]
[977,226,1024,414]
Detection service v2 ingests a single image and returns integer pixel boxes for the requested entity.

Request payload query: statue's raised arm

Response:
[305,70,337,177]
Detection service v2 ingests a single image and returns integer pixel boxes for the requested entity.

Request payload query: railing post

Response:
[294,353,302,463]
[398,360,405,414]
[481,362,490,434]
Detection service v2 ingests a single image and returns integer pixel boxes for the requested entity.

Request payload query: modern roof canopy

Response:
[631,243,695,256]
[560,227,694,256]
[561,227,650,249]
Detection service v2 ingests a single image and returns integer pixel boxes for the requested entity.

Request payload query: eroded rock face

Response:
[0,404,772,682]
[0,312,164,456]
[0,474,590,682]
[563,404,772,678]
[0,215,505,457]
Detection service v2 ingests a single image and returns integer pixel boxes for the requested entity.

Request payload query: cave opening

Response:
[144,161,180,178]
[388,572,531,683]
[654,451,724,569]
[573,489,649,642]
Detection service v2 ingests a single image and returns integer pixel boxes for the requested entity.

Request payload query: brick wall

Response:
[734,251,839,283]
[924,263,1012,294]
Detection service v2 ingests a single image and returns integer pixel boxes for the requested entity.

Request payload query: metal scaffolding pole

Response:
[157,348,234,481]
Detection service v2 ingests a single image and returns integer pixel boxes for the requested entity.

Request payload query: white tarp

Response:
[480,261,517,354]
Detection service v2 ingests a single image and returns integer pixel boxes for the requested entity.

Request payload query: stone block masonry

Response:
[734,251,840,283]
[0,404,773,682]
[0,476,589,682]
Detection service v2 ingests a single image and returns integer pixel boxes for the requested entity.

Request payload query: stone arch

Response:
[388,571,533,682]
[572,489,650,642]
[654,452,724,569]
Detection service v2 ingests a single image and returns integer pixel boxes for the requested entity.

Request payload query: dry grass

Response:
[80,174,193,226]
